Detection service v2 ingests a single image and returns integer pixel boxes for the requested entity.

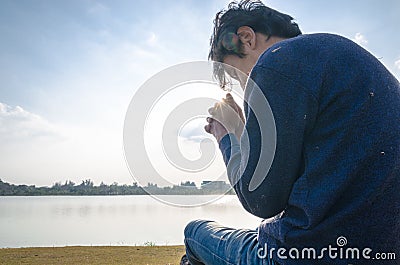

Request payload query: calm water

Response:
[0,195,261,248]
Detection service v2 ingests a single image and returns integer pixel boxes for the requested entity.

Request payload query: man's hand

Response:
[204,117,228,143]
[204,93,245,142]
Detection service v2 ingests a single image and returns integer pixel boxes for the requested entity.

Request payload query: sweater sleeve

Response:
[219,64,318,219]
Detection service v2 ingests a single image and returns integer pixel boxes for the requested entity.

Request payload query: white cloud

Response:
[147,32,158,46]
[0,102,131,186]
[179,118,209,143]
[0,102,61,142]
[87,2,109,15]
[353,32,368,46]
[395,59,400,70]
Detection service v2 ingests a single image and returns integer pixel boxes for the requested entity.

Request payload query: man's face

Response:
[223,54,254,90]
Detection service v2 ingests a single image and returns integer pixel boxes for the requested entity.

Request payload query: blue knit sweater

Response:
[219,33,400,265]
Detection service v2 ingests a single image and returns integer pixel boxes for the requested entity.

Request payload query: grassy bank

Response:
[0,245,186,265]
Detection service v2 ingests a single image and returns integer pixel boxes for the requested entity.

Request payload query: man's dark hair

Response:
[209,0,302,88]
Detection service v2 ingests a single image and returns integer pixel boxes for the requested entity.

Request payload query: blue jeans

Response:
[184,220,275,265]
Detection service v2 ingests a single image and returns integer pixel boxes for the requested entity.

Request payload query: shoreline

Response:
[0,245,186,265]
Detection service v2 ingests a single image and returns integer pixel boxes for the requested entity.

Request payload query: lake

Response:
[0,195,261,248]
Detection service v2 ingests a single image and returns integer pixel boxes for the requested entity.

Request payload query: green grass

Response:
[0,245,186,265]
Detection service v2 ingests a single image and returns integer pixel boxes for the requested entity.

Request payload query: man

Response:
[182,1,400,264]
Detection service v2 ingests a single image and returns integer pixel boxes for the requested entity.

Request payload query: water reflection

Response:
[0,195,261,247]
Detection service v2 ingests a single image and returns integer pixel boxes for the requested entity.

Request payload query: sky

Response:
[0,0,399,187]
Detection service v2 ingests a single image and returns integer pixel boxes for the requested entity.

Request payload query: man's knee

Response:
[184,219,213,239]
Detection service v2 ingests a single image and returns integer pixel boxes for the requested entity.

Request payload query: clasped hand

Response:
[204,93,245,142]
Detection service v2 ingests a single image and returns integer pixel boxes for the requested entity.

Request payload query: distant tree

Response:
[180,181,196,187]
[63,180,75,187]
[52,182,62,188]
[0,179,233,196]
[81,179,94,187]
[147,182,157,188]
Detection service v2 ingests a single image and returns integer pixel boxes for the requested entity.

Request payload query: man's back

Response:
[251,33,400,264]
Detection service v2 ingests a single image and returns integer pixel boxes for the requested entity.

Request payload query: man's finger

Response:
[204,124,212,134]
[223,94,236,107]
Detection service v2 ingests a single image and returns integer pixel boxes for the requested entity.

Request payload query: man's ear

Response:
[236,26,256,51]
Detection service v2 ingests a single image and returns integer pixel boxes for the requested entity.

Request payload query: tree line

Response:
[0,179,235,196]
